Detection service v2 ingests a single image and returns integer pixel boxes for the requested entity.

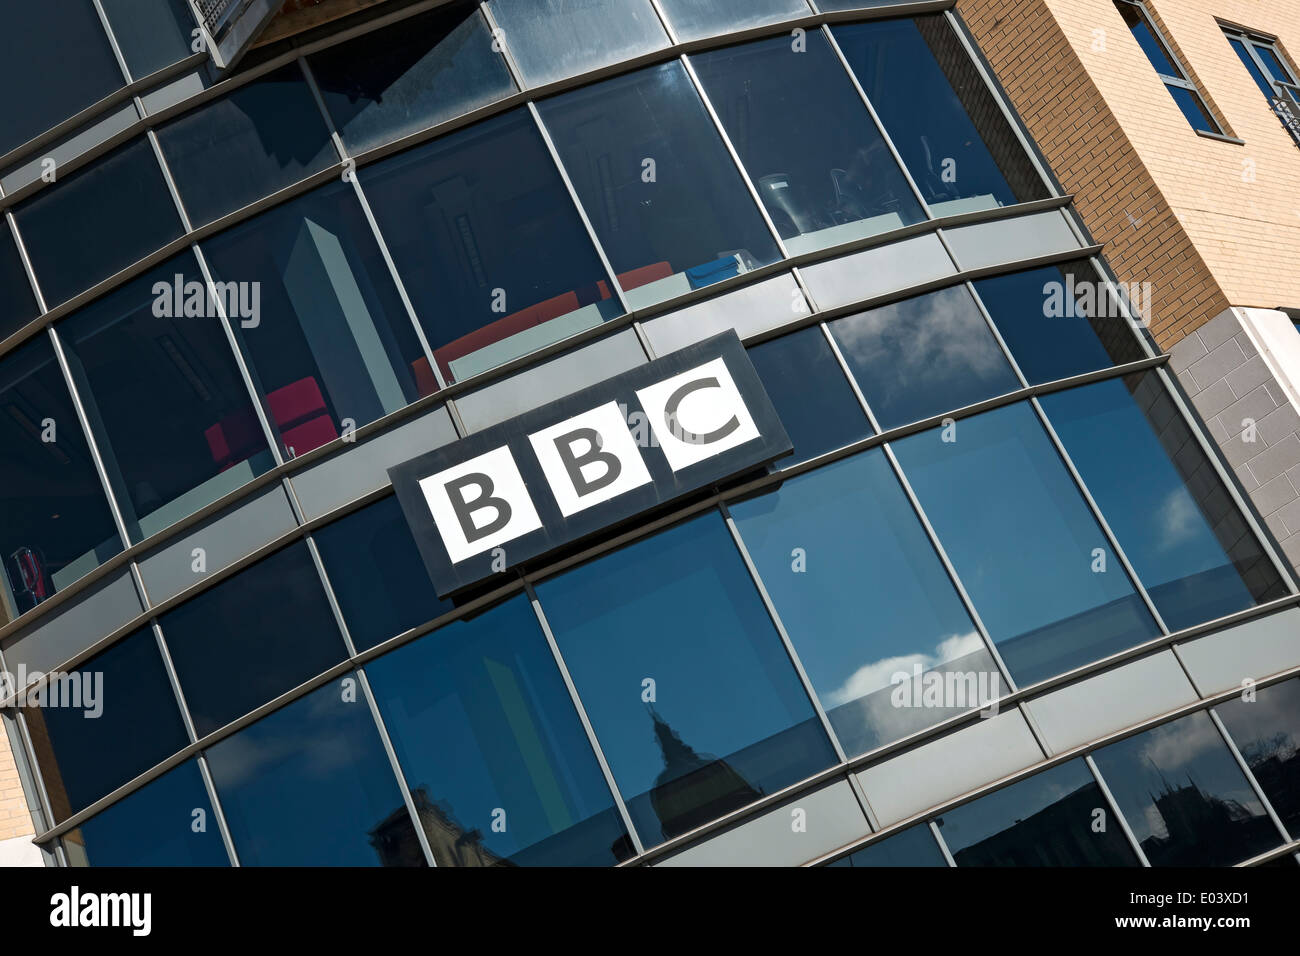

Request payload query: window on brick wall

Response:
[1223,26,1300,146]
[1114,0,1223,135]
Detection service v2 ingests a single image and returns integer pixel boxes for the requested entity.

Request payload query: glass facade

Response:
[2,3,1294,874]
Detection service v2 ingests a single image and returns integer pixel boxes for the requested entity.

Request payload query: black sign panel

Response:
[388,331,791,598]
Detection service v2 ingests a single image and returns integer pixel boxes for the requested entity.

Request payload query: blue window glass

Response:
[366,594,633,866]
[1041,374,1287,632]
[100,0,195,80]
[536,514,836,845]
[0,226,38,341]
[731,450,1000,756]
[833,17,1049,212]
[891,402,1160,687]
[201,180,430,458]
[1092,711,1281,866]
[0,337,122,621]
[935,760,1139,865]
[826,825,947,867]
[538,61,782,310]
[1215,677,1300,838]
[746,328,871,466]
[64,761,229,866]
[0,3,124,156]
[1114,2,1222,135]
[486,0,669,88]
[205,676,424,866]
[13,138,184,306]
[828,285,1020,430]
[156,65,336,227]
[1229,37,1279,100]
[159,543,348,738]
[362,108,620,387]
[972,262,1147,385]
[313,495,453,652]
[25,628,190,822]
[57,251,274,543]
[691,32,924,256]
[659,0,810,42]
[309,3,516,154]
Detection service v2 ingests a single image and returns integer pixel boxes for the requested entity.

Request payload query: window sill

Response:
[1195,129,1246,145]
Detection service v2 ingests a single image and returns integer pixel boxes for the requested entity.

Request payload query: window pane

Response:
[972,261,1146,385]
[363,108,620,386]
[746,327,871,466]
[0,226,38,341]
[100,0,195,80]
[891,402,1159,687]
[159,543,348,738]
[367,594,633,866]
[834,17,1047,213]
[0,338,122,621]
[486,0,669,88]
[201,180,429,457]
[64,761,228,866]
[157,65,336,226]
[1092,711,1281,866]
[25,628,190,822]
[1259,47,1298,86]
[1230,38,1278,100]
[691,32,925,256]
[936,760,1138,865]
[730,450,1000,756]
[659,0,809,41]
[826,824,947,867]
[828,284,1020,430]
[1116,1,1180,76]
[13,138,184,306]
[1041,374,1287,632]
[0,3,124,156]
[58,251,274,543]
[205,676,424,866]
[313,496,453,652]
[536,514,836,845]
[538,61,781,310]
[1166,84,1221,134]
[1215,677,1300,837]
[309,3,516,154]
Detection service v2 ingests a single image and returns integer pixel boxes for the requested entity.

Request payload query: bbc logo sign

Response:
[390,333,791,597]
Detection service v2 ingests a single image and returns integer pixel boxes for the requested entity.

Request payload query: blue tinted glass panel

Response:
[1115,2,1180,76]
[659,0,809,41]
[13,138,184,306]
[892,402,1160,687]
[313,495,453,652]
[202,180,429,458]
[828,285,1020,430]
[206,676,424,866]
[310,3,516,154]
[827,824,947,867]
[58,251,274,543]
[538,61,781,310]
[0,338,122,621]
[731,450,1000,756]
[746,328,871,466]
[834,17,1048,212]
[25,628,189,822]
[1166,84,1221,133]
[0,227,38,341]
[363,108,619,386]
[692,32,924,256]
[0,4,124,156]
[1041,374,1287,631]
[367,594,633,866]
[936,760,1139,865]
[157,65,336,226]
[100,0,195,80]
[1216,677,1300,838]
[1092,711,1281,865]
[487,0,669,88]
[536,514,836,845]
[159,543,348,738]
[1230,38,1279,99]
[972,261,1146,385]
[65,761,228,866]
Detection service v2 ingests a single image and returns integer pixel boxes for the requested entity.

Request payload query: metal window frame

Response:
[1115,0,1224,134]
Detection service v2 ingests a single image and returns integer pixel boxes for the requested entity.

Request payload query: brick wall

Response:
[0,719,35,844]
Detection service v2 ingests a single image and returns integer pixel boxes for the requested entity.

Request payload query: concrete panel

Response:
[942,209,1081,271]
[1176,606,1300,695]
[2,571,142,676]
[642,273,807,354]
[799,232,956,310]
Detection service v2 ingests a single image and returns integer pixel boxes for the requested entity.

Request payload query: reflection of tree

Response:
[1140,771,1266,866]
[647,706,761,842]
[369,786,510,868]
[1239,731,1299,832]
